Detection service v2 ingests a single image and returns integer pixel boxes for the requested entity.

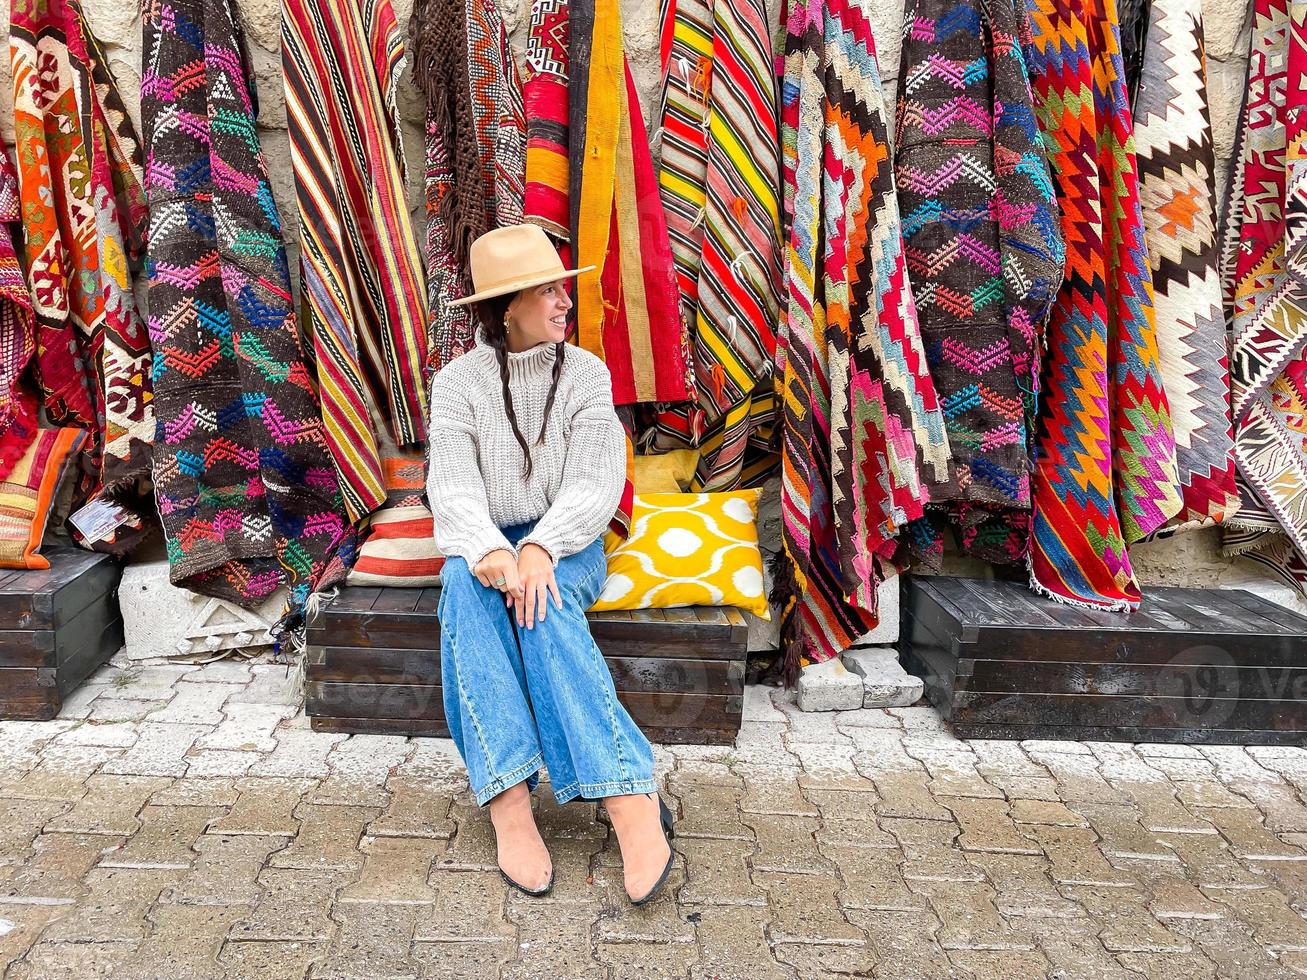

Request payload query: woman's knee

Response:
[438,557,481,607]
[552,539,608,606]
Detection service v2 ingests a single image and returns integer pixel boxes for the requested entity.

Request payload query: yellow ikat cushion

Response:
[591,491,770,619]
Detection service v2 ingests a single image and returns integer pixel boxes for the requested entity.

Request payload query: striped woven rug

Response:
[775,0,949,670]
[1219,0,1307,589]
[1127,0,1239,537]
[647,0,784,492]
[1023,0,1182,611]
[894,0,1064,569]
[143,0,350,611]
[281,0,430,524]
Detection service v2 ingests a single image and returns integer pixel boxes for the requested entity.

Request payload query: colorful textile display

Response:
[1219,0,1307,588]
[0,427,87,569]
[774,0,950,671]
[282,0,430,523]
[11,0,155,552]
[895,0,1064,567]
[411,0,526,372]
[647,0,784,492]
[1126,0,1239,535]
[0,150,36,480]
[523,0,572,239]
[523,0,694,408]
[141,0,350,611]
[1023,0,1181,610]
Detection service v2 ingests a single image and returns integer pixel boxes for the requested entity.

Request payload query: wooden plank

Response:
[609,657,743,696]
[1153,592,1231,633]
[0,631,57,668]
[953,577,1060,629]
[1202,589,1307,635]
[307,645,743,695]
[50,555,120,630]
[906,577,977,644]
[307,681,742,736]
[306,681,444,721]
[966,626,1304,669]
[910,576,1307,636]
[307,611,747,659]
[320,586,382,617]
[55,591,120,667]
[0,552,118,630]
[948,721,1307,746]
[368,589,425,615]
[55,618,124,701]
[311,715,449,738]
[307,646,441,685]
[965,659,1307,702]
[953,691,1307,733]
[308,714,738,745]
[0,666,59,720]
[592,619,744,657]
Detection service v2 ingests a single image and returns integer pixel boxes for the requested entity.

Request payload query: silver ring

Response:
[494,577,506,587]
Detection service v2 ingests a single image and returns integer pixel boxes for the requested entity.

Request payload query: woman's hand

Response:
[516,543,563,630]
[472,549,524,605]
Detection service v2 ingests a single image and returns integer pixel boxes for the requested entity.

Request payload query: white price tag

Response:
[68,498,131,544]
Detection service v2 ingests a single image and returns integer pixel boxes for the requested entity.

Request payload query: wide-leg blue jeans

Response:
[438,520,656,806]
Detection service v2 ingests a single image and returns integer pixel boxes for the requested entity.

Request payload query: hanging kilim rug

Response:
[1125,0,1239,536]
[774,0,951,673]
[0,148,38,484]
[520,0,693,407]
[10,0,155,554]
[141,0,351,613]
[1022,0,1181,611]
[282,0,430,524]
[523,0,572,240]
[647,0,784,493]
[1219,0,1307,589]
[411,0,526,373]
[895,0,1064,569]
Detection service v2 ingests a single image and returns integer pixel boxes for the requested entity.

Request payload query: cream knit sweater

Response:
[425,335,626,568]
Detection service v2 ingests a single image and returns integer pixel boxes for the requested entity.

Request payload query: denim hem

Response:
[473,753,545,807]
[553,777,659,805]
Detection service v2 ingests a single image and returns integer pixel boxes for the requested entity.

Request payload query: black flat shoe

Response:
[629,794,676,907]
[499,865,555,897]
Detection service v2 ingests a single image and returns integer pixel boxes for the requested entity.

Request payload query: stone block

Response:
[849,574,900,646]
[119,559,281,661]
[843,647,924,708]
[795,658,864,712]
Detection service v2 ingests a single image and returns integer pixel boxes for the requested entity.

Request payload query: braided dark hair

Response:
[474,292,567,481]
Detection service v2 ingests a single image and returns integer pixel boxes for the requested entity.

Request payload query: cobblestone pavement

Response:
[2,660,1307,978]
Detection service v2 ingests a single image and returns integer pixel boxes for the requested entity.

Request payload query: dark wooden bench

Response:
[902,575,1307,744]
[0,549,123,721]
[304,585,749,744]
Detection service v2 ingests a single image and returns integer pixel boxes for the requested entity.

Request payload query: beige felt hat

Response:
[448,224,594,306]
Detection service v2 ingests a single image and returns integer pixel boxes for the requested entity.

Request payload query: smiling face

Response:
[505,279,574,351]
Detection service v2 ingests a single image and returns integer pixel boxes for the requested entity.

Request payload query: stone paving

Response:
[2,660,1307,978]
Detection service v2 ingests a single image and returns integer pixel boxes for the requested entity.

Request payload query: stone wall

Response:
[0,0,1284,609]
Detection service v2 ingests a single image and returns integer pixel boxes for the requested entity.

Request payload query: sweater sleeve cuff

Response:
[516,534,560,568]
[466,531,516,570]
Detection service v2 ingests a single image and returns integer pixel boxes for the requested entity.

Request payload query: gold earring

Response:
[504,314,513,332]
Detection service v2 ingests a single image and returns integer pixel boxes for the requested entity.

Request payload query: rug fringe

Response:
[1025,564,1137,614]
[767,547,804,687]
